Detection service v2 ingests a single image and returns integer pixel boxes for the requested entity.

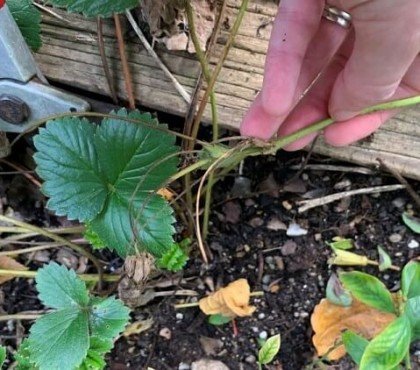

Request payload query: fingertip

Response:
[324,111,390,146]
[240,95,283,140]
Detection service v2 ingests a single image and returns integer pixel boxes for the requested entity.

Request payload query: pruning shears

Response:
[0,1,89,133]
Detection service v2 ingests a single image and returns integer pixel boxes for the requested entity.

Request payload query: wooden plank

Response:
[35,1,420,180]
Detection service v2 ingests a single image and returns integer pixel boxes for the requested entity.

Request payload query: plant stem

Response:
[0,215,104,288]
[170,158,211,182]
[185,0,219,238]
[0,269,119,282]
[0,313,44,321]
[114,13,136,109]
[405,351,412,370]
[174,291,264,309]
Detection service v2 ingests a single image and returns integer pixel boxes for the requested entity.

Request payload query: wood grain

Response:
[35,1,420,180]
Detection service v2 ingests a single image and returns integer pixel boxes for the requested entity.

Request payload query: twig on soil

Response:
[297,184,406,213]
[0,313,46,322]
[0,244,61,256]
[289,163,376,175]
[0,269,119,283]
[97,17,118,104]
[114,14,136,109]
[0,159,41,187]
[377,158,420,210]
[174,291,264,309]
[0,215,104,289]
[125,11,191,103]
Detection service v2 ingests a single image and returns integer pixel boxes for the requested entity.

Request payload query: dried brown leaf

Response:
[311,298,396,360]
[0,255,27,284]
[199,278,256,318]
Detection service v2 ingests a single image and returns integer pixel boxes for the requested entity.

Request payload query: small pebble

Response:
[266,218,287,231]
[259,331,268,340]
[282,200,293,211]
[408,240,419,249]
[258,313,266,320]
[179,363,190,370]
[176,313,184,320]
[251,327,259,333]
[392,197,406,208]
[245,355,256,364]
[159,327,172,340]
[265,256,274,265]
[389,233,402,243]
[262,274,271,284]
[300,312,309,318]
[281,240,298,256]
[274,256,284,270]
[287,223,308,237]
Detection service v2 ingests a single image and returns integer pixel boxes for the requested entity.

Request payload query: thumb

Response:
[328,0,420,121]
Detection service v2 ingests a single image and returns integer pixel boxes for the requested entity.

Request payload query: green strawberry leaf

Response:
[15,340,38,370]
[0,346,6,367]
[401,261,420,299]
[90,297,130,340]
[158,243,189,271]
[258,334,281,365]
[46,0,139,18]
[36,262,89,309]
[360,315,411,370]
[84,223,106,250]
[28,308,90,370]
[34,117,107,223]
[34,110,179,257]
[8,0,42,51]
[78,338,113,370]
[405,296,420,341]
[342,330,369,365]
[340,271,396,314]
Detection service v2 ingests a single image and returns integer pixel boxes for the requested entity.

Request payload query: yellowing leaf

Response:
[123,318,154,337]
[157,188,175,201]
[0,256,27,284]
[311,298,395,360]
[329,249,369,266]
[199,279,256,318]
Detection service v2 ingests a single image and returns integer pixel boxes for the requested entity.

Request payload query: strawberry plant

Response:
[34,109,180,259]
[339,261,420,369]
[9,262,130,370]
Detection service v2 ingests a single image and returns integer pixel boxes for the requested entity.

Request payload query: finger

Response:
[239,94,279,140]
[277,37,353,150]
[241,19,348,139]
[325,57,420,146]
[328,1,420,120]
[261,0,324,117]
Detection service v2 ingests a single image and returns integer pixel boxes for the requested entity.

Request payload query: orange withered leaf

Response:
[0,256,28,284]
[199,278,256,318]
[311,298,396,360]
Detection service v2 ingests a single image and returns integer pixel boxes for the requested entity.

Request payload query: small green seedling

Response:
[11,262,130,370]
[402,212,420,234]
[208,314,232,326]
[257,334,281,369]
[339,261,420,369]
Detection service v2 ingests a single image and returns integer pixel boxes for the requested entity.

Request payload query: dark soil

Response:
[0,138,419,370]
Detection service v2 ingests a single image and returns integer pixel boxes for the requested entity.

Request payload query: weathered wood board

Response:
[35,1,420,180]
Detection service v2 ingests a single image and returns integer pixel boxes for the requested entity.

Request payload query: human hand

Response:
[240,0,420,150]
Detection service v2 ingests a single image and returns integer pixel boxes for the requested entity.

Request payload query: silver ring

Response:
[323,5,352,28]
